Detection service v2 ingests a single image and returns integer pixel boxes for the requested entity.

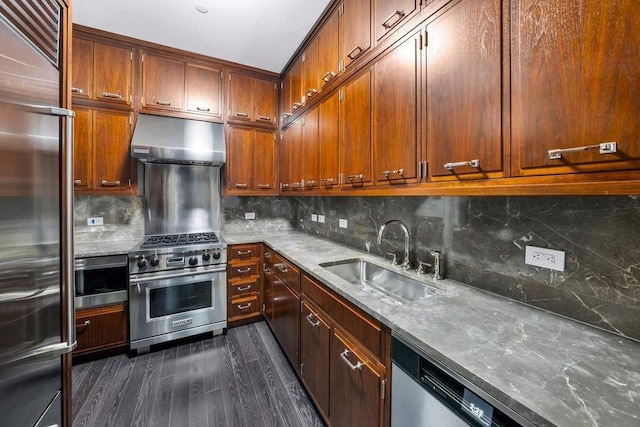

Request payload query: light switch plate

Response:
[244,212,256,220]
[318,215,325,223]
[525,246,565,271]
[311,213,318,222]
[87,217,103,226]
[339,218,348,229]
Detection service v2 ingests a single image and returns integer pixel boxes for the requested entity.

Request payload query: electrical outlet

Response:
[311,213,318,222]
[318,215,325,224]
[525,246,565,271]
[87,217,103,226]
[339,218,348,229]
[244,212,256,220]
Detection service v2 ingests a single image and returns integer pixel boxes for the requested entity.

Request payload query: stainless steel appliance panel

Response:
[144,163,221,234]
[75,255,128,309]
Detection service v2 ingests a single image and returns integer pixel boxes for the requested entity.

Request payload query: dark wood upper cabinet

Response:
[511,0,640,176]
[300,300,331,420]
[141,52,185,111]
[72,38,132,106]
[289,56,304,113]
[373,31,422,185]
[253,77,277,125]
[226,125,253,191]
[341,0,371,68]
[318,7,341,89]
[302,107,320,189]
[319,93,340,188]
[302,36,320,103]
[72,106,92,190]
[229,72,277,124]
[374,0,418,42]
[253,129,277,191]
[185,64,223,118]
[92,109,132,191]
[340,71,372,187]
[228,71,252,121]
[226,125,277,195]
[426,0,504,179]
[280,119,303,191]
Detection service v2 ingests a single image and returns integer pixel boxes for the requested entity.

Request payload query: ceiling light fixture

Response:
[195,4,208,14]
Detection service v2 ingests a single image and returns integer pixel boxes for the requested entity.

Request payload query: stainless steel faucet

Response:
[377,220,411,270]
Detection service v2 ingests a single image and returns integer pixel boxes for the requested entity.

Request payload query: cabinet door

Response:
[94,42,132,105]
[318,8,340,89]
[319,93,340,188]
[341,0,371,68]
[253,129,277,192]
[142,53,185,111]
[227,126,253,191]
[74,304,128,355]
[289,56,304,112]
[340,71,372,186]
[512,0,640,176]
[228,71,252,121]
[272,280,300,369]
[330,331,382,427]
[253,77,277,125]
[73,107,92,190]
[300,301,331,419]
[92,109,131,190]
[373,32,421,184]
[281,119,303,191]
[374,0,418,41]
[263,264,275,326]
[302,36,320,102]
[302,108,320,190]
[185,64,223,118]
[426,0,503,179]
[71,38,93,99]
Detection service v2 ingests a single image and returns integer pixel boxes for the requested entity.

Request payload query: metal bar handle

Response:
[292,102,302,110]
[234,183,248,189]
[340,349,363,371]
[237,303,252,310]
[196,106,210,112]
[382,169,404,179]
[322,71,336,82]
[291,182,302,188]
[258,183,272,189]
[276,264,289,273]
[305,313,320,327]
[102,92,123,99]
[443,159,480,171]
[382,10,405,29]
[347,174,364,182]
[305,180,317,187]
[236,285,252,292]
[130,266,226,284]
[76,320,91,332]
[258,115,272,121]
[234,111,249,117]
[548,142,617,159]
[101,180,121,187]
[237,250,252,256]
[347,45,364,60]
[63,109,77,354]
[71,87,83,94]
[322,178,334,185]
[282,113,292,119]
[306,89,318,98]
[236,267,252,275]
[74,180,82,185]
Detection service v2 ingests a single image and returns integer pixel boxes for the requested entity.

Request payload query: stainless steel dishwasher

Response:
[391,336,531,427]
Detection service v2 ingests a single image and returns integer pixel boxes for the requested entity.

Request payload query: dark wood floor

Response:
[72,321,325,427]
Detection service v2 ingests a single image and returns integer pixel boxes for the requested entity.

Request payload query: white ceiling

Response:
[72,0,331,73]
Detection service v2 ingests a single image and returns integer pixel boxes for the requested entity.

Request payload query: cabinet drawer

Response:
[228,295,260,318]
[229,243,260,261]
[273,253,300,291]
[229,277,260,297]
[74,303,127,355]
[228,259,259,279]
[302,274,386,362]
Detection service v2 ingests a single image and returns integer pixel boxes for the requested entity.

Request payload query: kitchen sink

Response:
[319,259,439,304]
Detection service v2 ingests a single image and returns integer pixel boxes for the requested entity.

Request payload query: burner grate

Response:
[141,232,219,249]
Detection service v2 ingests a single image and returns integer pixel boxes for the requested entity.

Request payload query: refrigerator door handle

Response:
[62,109,77,352]
[20,104,75,117]
[0,342,76,366]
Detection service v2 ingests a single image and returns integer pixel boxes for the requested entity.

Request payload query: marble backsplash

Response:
[222,196,295,233]
[293,196,640,341]
[74,195,144,242]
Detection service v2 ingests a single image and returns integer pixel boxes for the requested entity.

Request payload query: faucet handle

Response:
[416,261,431,274]
[386,252,400,265]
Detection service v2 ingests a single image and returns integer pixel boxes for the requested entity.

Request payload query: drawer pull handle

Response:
[347,174,364,183]
[258,115,272,122]
[237,250,252,256]
[548,142,617,159]
[443,159,480,171]
[306,89,318,98]
[156,100,171,106]
[305,180,317,188]
[340,349,363,371]
[237,303,252,310]
[276,264,288,273]
[234,183,248,189]
[236,285,252,292]
[74,179,82,186]
[347,45,363,60]
[258,183,272,189]
[71,87,83,94]
[291,102,302,110]
[101,92,122,99]
[101,180,121,187]
[264,252,272,258]
[322,71,336,83]
[381,10,405,29]
[305,314,320,327]
[322,177,334,186]
[75,320,91,332]
[235,111,249,118]
[263,266,272,274]
[382,169,404,179]
[196,106,211,112]
[282,113,292,119]
[236,267,252,275]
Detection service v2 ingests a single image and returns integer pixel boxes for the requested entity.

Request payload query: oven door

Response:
[129,266,227,346]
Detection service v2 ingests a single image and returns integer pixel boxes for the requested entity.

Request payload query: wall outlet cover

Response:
[318,215,326,223]
[87,217,103,226]
[525,246,565,271]
[339,218,348,229]
[311,213,318,222]
[244,212,256,220]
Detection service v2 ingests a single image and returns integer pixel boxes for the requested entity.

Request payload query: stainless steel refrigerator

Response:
[0,8,75,427]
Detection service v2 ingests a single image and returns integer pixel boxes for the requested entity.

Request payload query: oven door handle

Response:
[130,266,227,284]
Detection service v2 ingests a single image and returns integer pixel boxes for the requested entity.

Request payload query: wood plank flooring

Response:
[72,322,325,427]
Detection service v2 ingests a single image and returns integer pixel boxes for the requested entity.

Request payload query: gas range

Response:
[128,231,227,275]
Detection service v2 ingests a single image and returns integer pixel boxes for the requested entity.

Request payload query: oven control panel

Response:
[128,248,226,275]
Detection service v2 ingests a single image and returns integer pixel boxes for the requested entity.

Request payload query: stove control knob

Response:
[137,257,148,269]
[189,256,198,266]
[150,256,160,267]
[202,252,211,261]
[212,251,221,260]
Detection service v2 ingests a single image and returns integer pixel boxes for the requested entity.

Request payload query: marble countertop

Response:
[75,239,141,258]
[223,230,640,427]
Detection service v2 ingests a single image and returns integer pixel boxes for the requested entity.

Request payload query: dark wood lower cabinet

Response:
[300,300,331,419]
[272,277,300,368]
[74,303,128,355]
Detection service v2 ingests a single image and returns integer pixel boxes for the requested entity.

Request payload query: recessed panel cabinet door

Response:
[253,129,276,191]
[141,53,185,111]
[426,0,503,179]
[340,71,372,186]
[373,31,421,184]
[73,107,92,190]
[374,0,418,41]
[318,7,340,89]
[281,119,303,191]
[512,0,640,176]
[92,109,131,190]
[253,77,277,124]
[341,0,371,67]
[319,93,340,188]
[302,37,320,102]
[300,301,331,419]
[71,38,93,99]
[228,71,252,121]
[227,126,253,191]
[302,108,320,189]
[94,42,132,105]
[186,64,222,118]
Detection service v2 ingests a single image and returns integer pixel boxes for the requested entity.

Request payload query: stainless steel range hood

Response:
[130,114,225,165]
